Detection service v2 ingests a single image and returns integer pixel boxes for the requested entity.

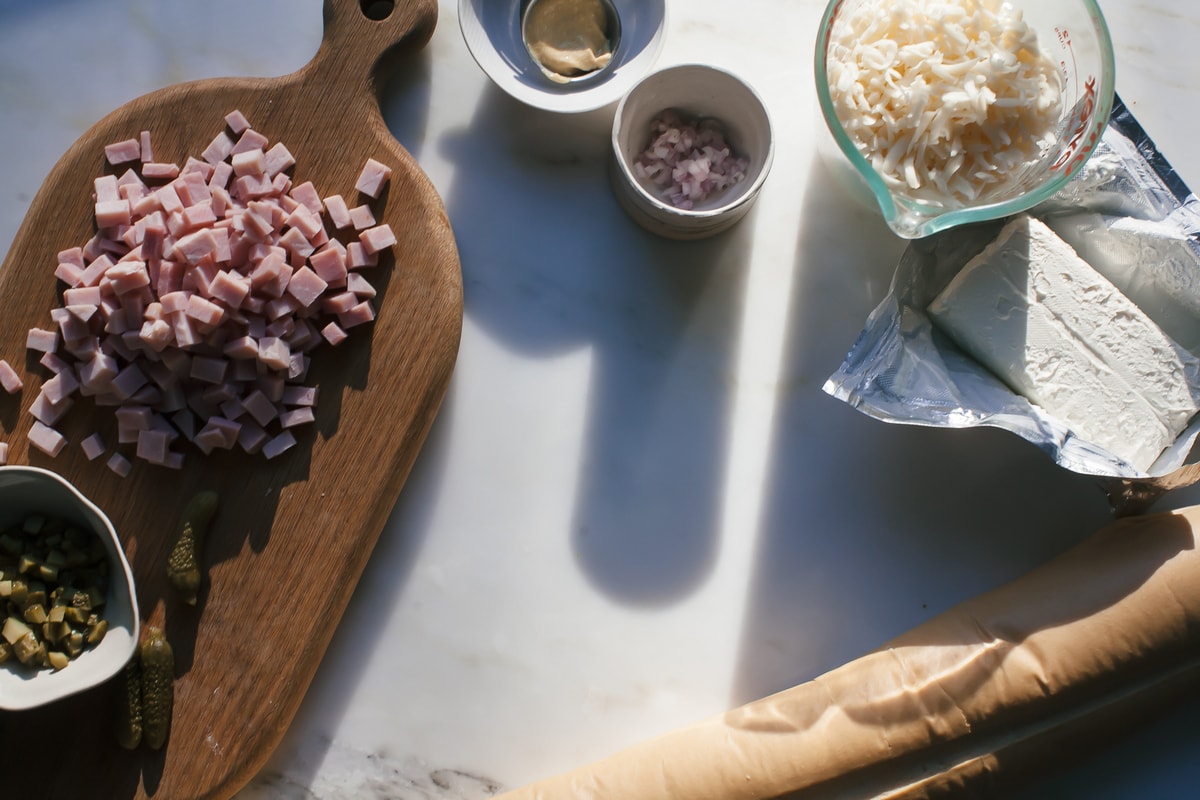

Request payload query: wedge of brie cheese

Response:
[928,214,1200,472]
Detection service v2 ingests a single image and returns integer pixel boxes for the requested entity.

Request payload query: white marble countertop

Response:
[4,0,1200,797]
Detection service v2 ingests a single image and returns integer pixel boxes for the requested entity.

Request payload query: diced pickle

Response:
[86,619,108,645]
[0,514,115,674]
[14,631,41,664]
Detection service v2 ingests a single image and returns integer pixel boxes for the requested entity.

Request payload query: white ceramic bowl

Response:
[459,0,667,113]
[0,466,138,710]
[609,64,774,240]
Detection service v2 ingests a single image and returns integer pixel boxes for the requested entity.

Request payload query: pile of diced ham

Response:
[5,110,398,475]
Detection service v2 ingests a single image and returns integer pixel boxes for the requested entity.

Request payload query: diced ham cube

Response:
[41,370,80,405]
[348,204,376,230]
[321,321,348,346]
[290,181,323,215]
[321,292,358,315]
[139,318,173,351]
[107,452,132,477]
[210,270,251,309]
[81,432,106,461]
[223,335,259,360]
[264,142,295,176]
[29,391,72,425]
[185,294,225,327]
[224,109,251,134]
[55,262,84,286]
[28,420,67,457]
[231,147,267,177]
[262,430,296,459]
[105,259,151,295]
[139,130,154,162]
[279,406,314,428]
[182,156,215,182]
[232,172,274,200]
[156,183,184,214]
[285,266,328,308]
[142,162,180,180]
[346,242,378,269]
[0,360,22,393]
[241,389,278,426]
[111,363,149,400]
[354,157,392,198]
[310,246,347,286]
[231,128,269,156]
[79,351,120,393]
[105,138,141,165]
[195,417,240,453]
[136,428,171,464]
[347,272,377,298]
[281,385,318,407]
[202,131,235,165]
[257,337,291,371]
[190,355,227,384]
[209,160,234,191]
[181,201,218,232]
[237,422,269,454]
[95,199,132,229]
[40,352,71,373]
[323,193,352,229]
[286,205,324,240]
[26,328,59,354]
[339,301,375,329]
[359,224,397,255]
[95,175,121,203]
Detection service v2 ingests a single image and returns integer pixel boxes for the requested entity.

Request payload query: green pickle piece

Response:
[114,656,144,750]
[140,627,175,751]
[167,490,219,606]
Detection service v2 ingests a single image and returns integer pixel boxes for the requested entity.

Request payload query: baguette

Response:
[498,505,1200,799]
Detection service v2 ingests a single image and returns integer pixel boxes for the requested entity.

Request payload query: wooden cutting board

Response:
[0,1,461,798]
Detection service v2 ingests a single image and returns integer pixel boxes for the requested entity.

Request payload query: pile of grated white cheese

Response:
[825,0,1064,207]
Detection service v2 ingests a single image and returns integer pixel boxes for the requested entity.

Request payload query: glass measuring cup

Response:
[814,0,1115,239]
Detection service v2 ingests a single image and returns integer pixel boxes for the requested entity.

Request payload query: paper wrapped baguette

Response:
[499,506,1200,799]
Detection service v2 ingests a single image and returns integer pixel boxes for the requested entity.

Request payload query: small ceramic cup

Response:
[610,64,774,240]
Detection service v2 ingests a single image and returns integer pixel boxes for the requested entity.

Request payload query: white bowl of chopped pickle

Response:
[610,64,775,240]
[0,466,138,710]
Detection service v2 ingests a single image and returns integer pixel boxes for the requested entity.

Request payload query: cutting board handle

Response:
[303,0,439,104]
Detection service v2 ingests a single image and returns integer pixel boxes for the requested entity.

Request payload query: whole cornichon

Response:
[114,656,143,750]
[166,490,219,605]
[140,626,174,751]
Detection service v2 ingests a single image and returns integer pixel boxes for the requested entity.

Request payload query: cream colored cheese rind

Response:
[927,214,1200,472]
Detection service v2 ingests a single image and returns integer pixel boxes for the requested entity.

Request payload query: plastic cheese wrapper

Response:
[497,505,1200,800]
[823,95,1200,508]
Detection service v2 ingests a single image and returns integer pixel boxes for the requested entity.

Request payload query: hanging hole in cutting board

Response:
[361,0,395,21]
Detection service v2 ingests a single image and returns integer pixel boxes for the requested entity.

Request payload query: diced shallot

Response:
[631,109,749,211]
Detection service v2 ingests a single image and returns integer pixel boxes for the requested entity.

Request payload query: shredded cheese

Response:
[825,0,1063,207]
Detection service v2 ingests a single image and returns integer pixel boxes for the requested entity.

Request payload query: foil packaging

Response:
[824,96,1200,506]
